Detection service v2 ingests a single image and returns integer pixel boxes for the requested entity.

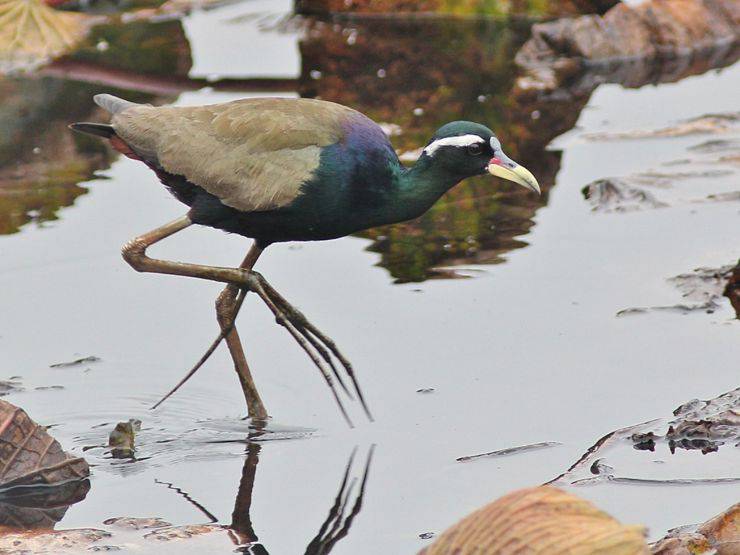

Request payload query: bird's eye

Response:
[467,144,483,156]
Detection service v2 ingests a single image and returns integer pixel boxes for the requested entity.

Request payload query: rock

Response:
[618,265,736,315]
[418,486,648,554]
[515,0,740,93]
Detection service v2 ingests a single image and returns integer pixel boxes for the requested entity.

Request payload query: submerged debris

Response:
[552,387,740,487]
[418,486,648,554]
[665,389,740,455]
[0,378,23,396]
[618,264,736,316]
[582,179,667,212]
[50,355,101,368]
[585,113,740,141]
[108,419,141,458]
[457,441,561,462]
[102,517,171,530]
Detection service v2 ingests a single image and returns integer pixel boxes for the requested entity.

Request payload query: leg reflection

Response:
[304,445,374,555]
[228,435,374,554]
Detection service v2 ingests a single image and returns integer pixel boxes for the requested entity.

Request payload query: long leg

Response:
[123,216,371,424]
[215,245,267,420]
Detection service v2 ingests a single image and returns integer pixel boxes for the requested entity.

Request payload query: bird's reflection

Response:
[210,424,374,554]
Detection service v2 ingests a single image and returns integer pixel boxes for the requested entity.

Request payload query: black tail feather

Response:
[69,122,116,139]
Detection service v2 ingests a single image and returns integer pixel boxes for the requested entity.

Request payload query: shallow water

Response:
[0,0,739,552]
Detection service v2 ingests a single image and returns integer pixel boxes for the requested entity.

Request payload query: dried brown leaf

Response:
[419,486,648,555]
[0,399,89,490]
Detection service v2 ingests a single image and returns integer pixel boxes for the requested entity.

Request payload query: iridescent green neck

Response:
[392,156,460,221]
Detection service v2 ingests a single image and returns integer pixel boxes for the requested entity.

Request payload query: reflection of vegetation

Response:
[300,18,530,154]
[363,177,546,282]
[299,17,562,281]
[0,19,188,236]
[70,19,192,76]
[296,0,616,17]
[0,77,109,234]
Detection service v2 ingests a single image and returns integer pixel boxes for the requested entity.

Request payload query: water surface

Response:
[0,0,738,552]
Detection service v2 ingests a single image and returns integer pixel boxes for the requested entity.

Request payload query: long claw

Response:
[303,326,373,423]
[258,280,373,422]
[250,280,354,428]
[298,328,353,399]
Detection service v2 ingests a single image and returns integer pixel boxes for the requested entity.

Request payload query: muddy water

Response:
[0,0,739,552]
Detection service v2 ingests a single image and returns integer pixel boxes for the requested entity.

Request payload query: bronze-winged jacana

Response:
[71,94,540,425]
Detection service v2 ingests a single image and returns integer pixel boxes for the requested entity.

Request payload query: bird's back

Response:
[105,96,390,213]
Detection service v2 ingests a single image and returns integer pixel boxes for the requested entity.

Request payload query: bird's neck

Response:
[394,156,459,219]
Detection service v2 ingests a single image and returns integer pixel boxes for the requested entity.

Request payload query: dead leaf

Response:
[0,400,89,490]
[418,486,648,554]
[0,528,112,553]
[651,503,740,554]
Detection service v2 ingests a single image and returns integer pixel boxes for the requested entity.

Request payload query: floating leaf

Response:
[419,486,648,554]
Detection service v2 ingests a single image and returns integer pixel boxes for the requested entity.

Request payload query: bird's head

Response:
[420,121,540,194]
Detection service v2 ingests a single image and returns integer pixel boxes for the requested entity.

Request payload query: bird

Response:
[70,94,540,425]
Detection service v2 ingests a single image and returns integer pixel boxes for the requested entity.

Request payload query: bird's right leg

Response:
[214,244,267,420]
[121,215,268,419]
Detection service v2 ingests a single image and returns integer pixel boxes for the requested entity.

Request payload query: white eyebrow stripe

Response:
[423,134,485,156]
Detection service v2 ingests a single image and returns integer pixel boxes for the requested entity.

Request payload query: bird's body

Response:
[90,96,456,244]
[71,94,540,423]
